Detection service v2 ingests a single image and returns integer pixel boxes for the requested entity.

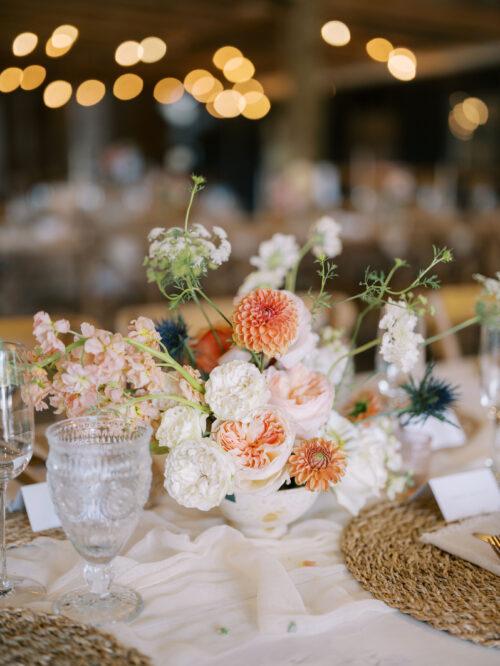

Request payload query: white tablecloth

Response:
[8,359,499,665]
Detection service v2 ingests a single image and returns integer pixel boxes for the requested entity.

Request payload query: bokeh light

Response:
[76,79,106,106]
[43,80,72,108]
[140,36,167,63]
[12,32,38,57]
[448,111,473,141]
[115,41,143,66]
[113,73,143,100]
[0,67,23,93]
[242,94,271,120]
[366,38,393,62]
[223,57,255,83]
[184,69,212,93]
[213,46,243,70]
[452,103,478,132]
[213,90,246,118]
[463,97,488,125]
[153,77,184,104]
[233,79,264,104]
[387,48,416,81]
[321,21,351,47]
[45,38,72,58]
[52,25,79,49]
[20,65,46,90]
[193,77,223,103]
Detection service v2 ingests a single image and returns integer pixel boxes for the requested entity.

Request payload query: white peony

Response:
[205,360,270,420]
[310,216,342,259]
[250,233,299,273]
[156,405,207,449]
[332,419,402,515]
[164,439,235,511]
[379,299,424,374]
[237,269,285,297]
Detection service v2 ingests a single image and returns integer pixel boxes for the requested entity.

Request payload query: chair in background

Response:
[425,283,482,360]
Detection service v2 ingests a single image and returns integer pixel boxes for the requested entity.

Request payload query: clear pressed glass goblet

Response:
[0,341,45,607]
[46,415,152,625]
[0,340,45,608]
[479,319,500,476]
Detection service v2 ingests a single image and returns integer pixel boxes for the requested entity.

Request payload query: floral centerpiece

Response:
[22,176,497,531]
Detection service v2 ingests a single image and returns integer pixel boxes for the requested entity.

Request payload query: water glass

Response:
[398,426,432,491]
[480,319,500,475]
[46,415,152,625]
[0,341,45,606]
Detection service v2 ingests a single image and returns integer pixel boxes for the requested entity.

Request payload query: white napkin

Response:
[421,512,500,576]
[411,409,466,450]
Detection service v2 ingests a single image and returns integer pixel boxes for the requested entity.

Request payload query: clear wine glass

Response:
[479,319,500,476]
[46,414,152,625]
[0,341,45,606]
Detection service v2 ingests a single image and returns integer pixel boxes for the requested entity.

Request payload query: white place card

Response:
[428,469,500,523]
[21,482,61,532]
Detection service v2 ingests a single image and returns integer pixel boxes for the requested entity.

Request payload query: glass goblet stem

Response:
[84,563,113,597]
[0,479,7,593]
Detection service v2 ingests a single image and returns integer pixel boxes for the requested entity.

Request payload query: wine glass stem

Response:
[84,562,113,597]
[0,479,8,591]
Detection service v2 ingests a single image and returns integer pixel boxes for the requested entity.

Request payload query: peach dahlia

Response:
[232,288,299,357]
[288,438,346,491]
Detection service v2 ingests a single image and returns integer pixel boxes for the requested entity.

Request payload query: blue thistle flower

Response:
[155,316,188,364]
[399,364,459,425]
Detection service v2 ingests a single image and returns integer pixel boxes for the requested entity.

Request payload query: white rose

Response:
[156,405,207,449]
[164,439,235,511]
[320,409,357,446]
[205,360,269,420]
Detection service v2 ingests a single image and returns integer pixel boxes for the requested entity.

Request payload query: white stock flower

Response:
[164,439,235,511]
[237,269,285,297]
[250,233,299,273]
[205,360,270,420]
[332,420,402,515]
[156,405,207,449]
[474,272,500,299]
[310,216,342,259]
[379,299,424,374]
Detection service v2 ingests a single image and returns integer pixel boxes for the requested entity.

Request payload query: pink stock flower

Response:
[33,311,70,354]
[265,364,334,438]
[21,365,51,411]
[128,317,161,349]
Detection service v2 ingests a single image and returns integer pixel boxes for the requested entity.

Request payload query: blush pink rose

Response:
[265,364,334,438]
[276,293,318,368]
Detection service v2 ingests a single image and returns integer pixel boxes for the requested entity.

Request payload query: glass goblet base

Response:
[0,575,46,607]
[53,584,143,625]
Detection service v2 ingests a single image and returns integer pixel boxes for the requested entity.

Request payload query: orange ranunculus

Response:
[342,390,383,423]
[191,325,233,373]
[232,288,299,357]
[288,437,346,491]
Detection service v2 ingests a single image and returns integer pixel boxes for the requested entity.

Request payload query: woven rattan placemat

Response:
[0,608,151,666]
[6,512,65,549]
[341,498,500,647]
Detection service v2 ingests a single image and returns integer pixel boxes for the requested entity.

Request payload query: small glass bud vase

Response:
[397,424,432,492]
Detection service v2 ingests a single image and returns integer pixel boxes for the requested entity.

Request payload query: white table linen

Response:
[7,358,500,665]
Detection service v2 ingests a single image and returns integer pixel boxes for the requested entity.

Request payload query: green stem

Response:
[192,289,224,351]
[124,338,205,394]
[286,239,314,293]
[184,180,203,234]
[197,289,232,327]
[424,315,479,346]
[129,392,209,413]
[37,338,86,369]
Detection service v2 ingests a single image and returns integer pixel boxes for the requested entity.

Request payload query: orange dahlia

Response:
[215,409,288,470]
[232,288,299,357]
[288,438,346,491]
